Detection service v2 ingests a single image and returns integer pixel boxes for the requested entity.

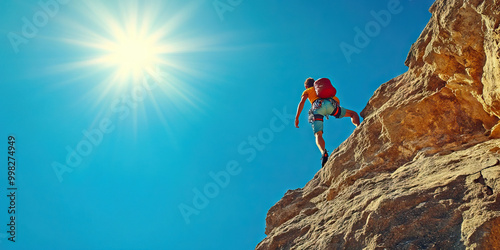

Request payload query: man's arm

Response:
[295,94,308,128]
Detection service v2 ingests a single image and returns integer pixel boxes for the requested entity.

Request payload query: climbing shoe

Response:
[321,150,329,167]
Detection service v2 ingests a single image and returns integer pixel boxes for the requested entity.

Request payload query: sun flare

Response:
[50,0,218,131]
[53,1,216,90]
[102,29,161,82]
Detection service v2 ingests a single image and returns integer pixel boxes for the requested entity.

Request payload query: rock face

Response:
[257,0,500,249]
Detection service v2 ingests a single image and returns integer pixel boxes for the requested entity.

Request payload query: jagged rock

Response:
[257,0,500,249]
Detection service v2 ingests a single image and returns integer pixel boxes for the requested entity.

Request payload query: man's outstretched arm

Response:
[295,94,308,128]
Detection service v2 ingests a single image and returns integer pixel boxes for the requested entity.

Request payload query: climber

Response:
[294,77,360,167]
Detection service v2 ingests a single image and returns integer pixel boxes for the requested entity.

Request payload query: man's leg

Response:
[315,131,326,154]
[312,108,329,167]
[344,109,360,127]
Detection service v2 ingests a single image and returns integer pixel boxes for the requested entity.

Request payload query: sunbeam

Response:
[45,0,219,136]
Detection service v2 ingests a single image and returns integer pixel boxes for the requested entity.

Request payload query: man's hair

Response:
[304,78,315,89]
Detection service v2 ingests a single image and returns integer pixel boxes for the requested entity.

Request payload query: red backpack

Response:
[314,78,336,99]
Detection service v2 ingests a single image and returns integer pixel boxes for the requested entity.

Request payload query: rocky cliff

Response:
[257,0,500,249]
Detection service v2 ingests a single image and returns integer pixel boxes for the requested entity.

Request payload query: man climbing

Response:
[294,77,360,167]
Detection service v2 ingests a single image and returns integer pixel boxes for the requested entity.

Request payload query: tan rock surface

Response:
[257,0,500,249]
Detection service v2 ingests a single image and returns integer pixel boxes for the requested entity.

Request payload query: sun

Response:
[101,29,162,82]
[46,0,226,137]
[51,1,218,90]
[50,0,218,107]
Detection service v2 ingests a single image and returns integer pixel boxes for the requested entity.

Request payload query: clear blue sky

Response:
[0,0,434,249]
